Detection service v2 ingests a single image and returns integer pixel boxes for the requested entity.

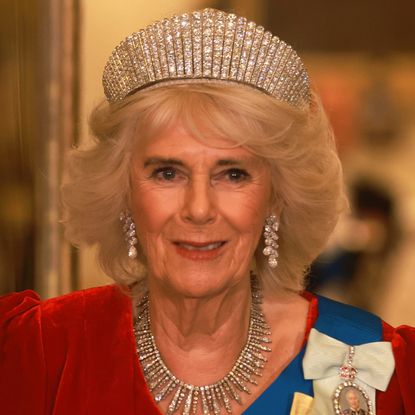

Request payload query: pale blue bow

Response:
[302,328,395,415]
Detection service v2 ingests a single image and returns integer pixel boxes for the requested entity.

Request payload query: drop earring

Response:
[263,215,279,268]
[119,211,138,259]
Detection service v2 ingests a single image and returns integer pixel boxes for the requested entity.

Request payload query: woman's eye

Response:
[225,168,250,182]
[151,167,177,181]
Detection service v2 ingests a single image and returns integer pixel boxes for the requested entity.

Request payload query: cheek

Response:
[130,183,179,241]
[217,185,270,238]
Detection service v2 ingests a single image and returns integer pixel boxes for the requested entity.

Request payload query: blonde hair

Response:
[62,83,345,295]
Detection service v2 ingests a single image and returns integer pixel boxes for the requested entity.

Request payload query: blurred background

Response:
[1,0,415,326]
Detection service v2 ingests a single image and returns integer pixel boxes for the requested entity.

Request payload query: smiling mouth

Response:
[172,240,227,260]
[174,241,226,251]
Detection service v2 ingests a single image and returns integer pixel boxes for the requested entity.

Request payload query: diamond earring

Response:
[119,211,138,259]
[263,215,279,268]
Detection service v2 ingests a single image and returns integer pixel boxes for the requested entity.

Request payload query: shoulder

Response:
[0,285,130,338]
[0,290,43,355]
[310,292,415,345]
[0,286,134,412]
[0,284,133,374]
[1,284,124,308]
[311,293,415,351]
[304,293,383,344]
[42,284,126,307]
[0,289,41,322]
[41,284,128,318]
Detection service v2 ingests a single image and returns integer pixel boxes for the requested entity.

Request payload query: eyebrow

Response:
[143,157,254,168]
[216,159,249,166]
[143,158,184,168]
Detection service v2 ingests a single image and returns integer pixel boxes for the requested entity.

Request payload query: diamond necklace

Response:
[134,276,272,415]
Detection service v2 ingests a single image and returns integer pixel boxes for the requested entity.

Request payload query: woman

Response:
[1,8,414,415]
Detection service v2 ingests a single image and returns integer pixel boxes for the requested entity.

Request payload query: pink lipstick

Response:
[173,240,226,260]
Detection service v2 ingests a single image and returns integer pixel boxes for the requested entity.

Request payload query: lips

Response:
[172,240,227,260]
[175,241,225,250]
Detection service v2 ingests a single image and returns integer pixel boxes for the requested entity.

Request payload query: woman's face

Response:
[130,122,272,298]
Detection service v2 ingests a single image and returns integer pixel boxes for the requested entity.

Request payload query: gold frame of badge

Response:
[333,382,373,415]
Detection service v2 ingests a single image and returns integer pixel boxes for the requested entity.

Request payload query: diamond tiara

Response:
[102,8,311,108]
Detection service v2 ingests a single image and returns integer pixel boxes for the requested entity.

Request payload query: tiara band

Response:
[102,8,311,108]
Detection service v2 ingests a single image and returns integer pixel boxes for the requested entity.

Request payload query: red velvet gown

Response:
[0,285,414,414]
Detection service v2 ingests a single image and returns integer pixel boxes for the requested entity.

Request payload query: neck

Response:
[146,276,252,384]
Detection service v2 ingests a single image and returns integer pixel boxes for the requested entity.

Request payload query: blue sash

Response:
[243,295,382,414]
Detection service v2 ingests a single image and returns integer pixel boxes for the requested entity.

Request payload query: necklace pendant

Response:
[191,388,199,414]
[200,387,210,415]
[167,385,183,415]
[182,387,193,415]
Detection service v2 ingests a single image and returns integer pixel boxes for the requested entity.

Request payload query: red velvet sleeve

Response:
[391,325,415,414]
[0,287,161,415]
[377,322,415,415]
[0,291,46,414]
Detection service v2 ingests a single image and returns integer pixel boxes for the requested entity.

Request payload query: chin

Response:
[169,279,228,299]
[161,269,237,300]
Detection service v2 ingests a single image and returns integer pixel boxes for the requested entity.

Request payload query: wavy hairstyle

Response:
[62,82,345,295]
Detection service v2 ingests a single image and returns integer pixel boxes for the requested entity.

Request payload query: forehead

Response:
[135,122,259,163]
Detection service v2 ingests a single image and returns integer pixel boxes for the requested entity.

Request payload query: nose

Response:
[180,175,216,225]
